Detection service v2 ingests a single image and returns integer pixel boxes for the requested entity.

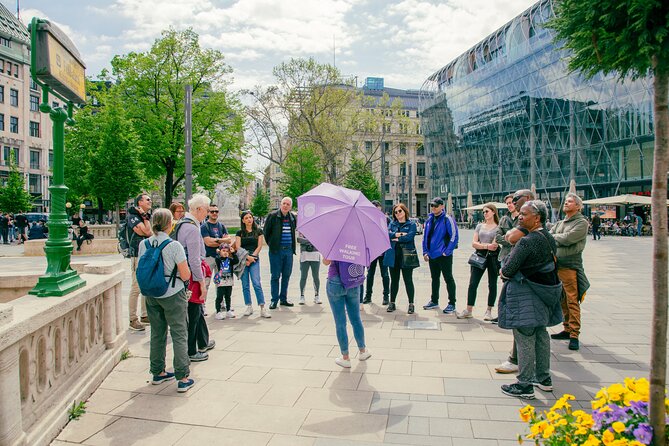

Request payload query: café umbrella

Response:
[296,183,391,267]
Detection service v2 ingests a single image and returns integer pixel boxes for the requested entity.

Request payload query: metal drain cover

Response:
[405,321,440,330]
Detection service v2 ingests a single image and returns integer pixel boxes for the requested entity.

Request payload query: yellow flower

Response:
[592,398,607,410]
[583,434,602,446]
[602,429,615,445]
[607,384,626,402]
[547,411,561,422]
[552,394,576,411]
[575,426,589,435]
[612,421,626,433]
[542,424,555,438]
[519,405,535,422]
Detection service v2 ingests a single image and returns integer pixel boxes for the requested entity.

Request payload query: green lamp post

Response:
[28,17,87,297]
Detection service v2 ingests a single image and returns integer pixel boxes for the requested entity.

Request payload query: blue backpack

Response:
[136,239,178,297]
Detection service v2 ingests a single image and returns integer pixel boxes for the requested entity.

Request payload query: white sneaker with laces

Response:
[495,360,519,374]
[260,307,272,318]
[335,357,351,368]
[483,309,494,321]
[456,309,473,319]
[299,296,306,305]
[359,351,372,361]
[214,311,225,320]
[243,305,253,316]
[226,309,236,319]
[314,295,321,304]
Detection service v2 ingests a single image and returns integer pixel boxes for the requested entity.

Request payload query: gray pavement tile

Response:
[470,420,526,441]
[383,433,453,446]
[428,418,474,438]
[408,417,430,435]
[389,400,449,418]
[385,415,408,434]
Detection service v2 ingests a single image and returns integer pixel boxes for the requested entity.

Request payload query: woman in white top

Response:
[138,208,194,393]
[457,203,500,321]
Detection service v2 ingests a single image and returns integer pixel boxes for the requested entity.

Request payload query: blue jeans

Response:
[327,277,365,356]
[241,259,265,305]
[269,247,293,303]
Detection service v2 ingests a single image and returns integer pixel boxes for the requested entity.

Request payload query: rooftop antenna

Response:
[16,0,20,20]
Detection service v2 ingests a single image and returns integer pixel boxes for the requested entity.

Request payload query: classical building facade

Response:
[419,0,654,217]
[0,4,55,211]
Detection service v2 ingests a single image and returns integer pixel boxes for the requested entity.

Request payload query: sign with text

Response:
[30,19,86,104]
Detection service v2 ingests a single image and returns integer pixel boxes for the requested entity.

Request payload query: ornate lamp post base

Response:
[30,269,86,297]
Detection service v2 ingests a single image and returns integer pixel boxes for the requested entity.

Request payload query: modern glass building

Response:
[419,0,654,216]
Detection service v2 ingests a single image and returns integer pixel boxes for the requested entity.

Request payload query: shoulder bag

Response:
[468,251,487,269]
[402,246,420,268]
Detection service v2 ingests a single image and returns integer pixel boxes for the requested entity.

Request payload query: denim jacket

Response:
[383,219,418,268]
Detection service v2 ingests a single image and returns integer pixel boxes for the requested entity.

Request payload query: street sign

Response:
[30,19,86,104]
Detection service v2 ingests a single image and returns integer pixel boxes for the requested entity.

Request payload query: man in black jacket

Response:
[0,212,8,244]
[127,193,152,331]
[264,197,296,309]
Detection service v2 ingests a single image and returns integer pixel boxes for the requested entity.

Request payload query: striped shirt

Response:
[280,214,292,246]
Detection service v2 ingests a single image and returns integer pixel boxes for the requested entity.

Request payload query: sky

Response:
[9,0,538,92]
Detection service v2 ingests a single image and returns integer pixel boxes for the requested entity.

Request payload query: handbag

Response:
[468,251,487,269]
[401,246,420,268]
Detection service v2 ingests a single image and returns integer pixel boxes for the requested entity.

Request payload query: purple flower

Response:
[630,401,649,417]
[608,404,629,423]
[633,423,653,445]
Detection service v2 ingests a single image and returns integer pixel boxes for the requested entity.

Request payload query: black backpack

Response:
[117,220,132,257]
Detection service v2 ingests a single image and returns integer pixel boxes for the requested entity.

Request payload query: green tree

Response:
[250,188,270,218]
[548,2,669,442]
[0,156,36,213]
[279,145,323,203]
[344,157,381,202]
[111,28,247,205]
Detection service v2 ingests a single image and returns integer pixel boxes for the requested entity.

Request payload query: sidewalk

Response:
[39,231,654,446]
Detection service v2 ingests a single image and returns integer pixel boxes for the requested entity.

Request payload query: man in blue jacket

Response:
[422,197,459,314]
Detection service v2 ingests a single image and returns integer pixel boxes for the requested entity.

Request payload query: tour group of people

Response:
[128,187,589,399]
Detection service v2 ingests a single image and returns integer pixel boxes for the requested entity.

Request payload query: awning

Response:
[582,194,668,206]
[463,202,508,211]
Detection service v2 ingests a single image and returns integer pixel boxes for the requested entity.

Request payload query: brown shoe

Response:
[140,316,150,324]
[129,320,145,331]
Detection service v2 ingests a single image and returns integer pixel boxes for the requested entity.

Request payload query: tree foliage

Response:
[0,155,35,213]
[548,2,669,443]
[111,28,247,205]
[344,157,381,202]
[279,145,323,203]
[250,188,270,218]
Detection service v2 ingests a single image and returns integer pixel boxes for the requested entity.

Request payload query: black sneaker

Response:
[490,317,499,324]
[551,330,570,340]
[280,301,294,307]
[408,304,415,314]
[387,302,396,312]
[532,377,553,392]
[362,296,371,304]
[501,382,535,399]
[568,338,580,350]
[382,297,389,306]
[269,301,278,310]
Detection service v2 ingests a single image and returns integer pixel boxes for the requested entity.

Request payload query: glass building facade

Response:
[419,0,654,214]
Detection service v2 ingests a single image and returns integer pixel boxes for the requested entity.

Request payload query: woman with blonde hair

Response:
[458,203,500,321]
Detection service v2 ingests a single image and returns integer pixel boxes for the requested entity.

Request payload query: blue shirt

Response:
[280,214,292,247]
[201,221,227,257]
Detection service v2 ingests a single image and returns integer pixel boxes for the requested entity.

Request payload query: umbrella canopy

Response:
[296,183,391,267]
[463,202,508,211]
[582,194,667,206]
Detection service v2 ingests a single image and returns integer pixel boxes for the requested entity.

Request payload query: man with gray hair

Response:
[549,193,590,351]
[174,193,215,362]
[264,197,297,309]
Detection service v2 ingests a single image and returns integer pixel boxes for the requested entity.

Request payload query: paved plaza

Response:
[1,230,657,446]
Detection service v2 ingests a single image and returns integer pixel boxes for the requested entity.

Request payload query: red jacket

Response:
[187,260,211,304]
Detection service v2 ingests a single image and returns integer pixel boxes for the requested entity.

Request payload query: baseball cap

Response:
[430,197,444,206]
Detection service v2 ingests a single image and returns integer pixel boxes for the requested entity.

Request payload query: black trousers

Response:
[0,227,8,243]
[467,255,499,307]
[390,265,415,304]
[428,255,456,305]
[216,286,232,313]
[365,255,389,300]
[187,302,209,356]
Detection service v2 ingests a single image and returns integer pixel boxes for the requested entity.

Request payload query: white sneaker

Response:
[335,357,351,368]
[214,311,225,320]
[314,295,321,304]
[299,296,306,305]
[456,309,473,319]
[483,309,494,321]
[495,360,519,374]
[243,305,253,316]
[260,307,272,318]
[226,309,236,319]
[359,351,372,361]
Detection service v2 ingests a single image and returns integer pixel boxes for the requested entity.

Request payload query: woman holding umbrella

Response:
[384,203,419,314]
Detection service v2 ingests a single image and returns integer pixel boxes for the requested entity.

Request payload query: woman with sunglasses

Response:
[457,203,499,321]
[383,203,419,314]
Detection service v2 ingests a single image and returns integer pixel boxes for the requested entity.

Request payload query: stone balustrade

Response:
[0,261,127,446]
[83,225,116,239]
[24,239,119,256]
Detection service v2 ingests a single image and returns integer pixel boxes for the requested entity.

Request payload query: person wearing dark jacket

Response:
[363,200,390,305]
[421,197,459,314]
[499,200,562,400]
[384,203,419,314]
[263,197,296,309]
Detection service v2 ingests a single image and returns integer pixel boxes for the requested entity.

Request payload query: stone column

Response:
[102,289,116,349]
[0,343,26,446]
[114,283,123,336]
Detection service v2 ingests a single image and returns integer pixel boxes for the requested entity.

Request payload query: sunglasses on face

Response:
[430,204,440,208]
[394,209,404,214]
[209,210,219,214]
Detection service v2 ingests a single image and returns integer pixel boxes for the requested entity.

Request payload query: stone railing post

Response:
[102,288,116,349]
[0,343,26,446]
[114,283,123,336]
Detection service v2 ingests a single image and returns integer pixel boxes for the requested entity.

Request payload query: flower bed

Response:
[519,378,667,445]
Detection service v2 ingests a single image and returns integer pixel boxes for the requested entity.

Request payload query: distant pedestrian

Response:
[264,197,297,309]
[297,231,321,305]
[0,211,9,244]
[75,219,95,250]
[363,200,390,306]
[635,214,643,237]
[591,213,601,240]
[384,203,419,314]
[421,197,459,314]
[14,213,27,244]
[235,210,271,318]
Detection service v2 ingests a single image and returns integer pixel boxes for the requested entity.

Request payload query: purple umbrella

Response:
[297,183,390,267]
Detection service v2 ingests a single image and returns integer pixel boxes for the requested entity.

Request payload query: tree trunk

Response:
[649,63,668,446]
[97,197,104,224]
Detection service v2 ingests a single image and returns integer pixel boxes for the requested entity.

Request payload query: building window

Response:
[30,150,40,169]
[30,121,40,138]
[13,64,18,78]
[384,161,389,176]
[48,151,53,169]
[416,144,425,156]
[400,162,407,176]
[365,141,372,153]
[52,101,59,109]
[383,122,391,133]
[0,58,3,73]
[5,61,10,76]
[0,113,3,131]
[417,162,426,177]
[29,174,41,194]
[0,37,11,48]
[4,146,19,165]
[9,117,18,133]
[30,95,39,112]
[385,183,390,194]
[30,79,38,91]
[0,85,5,102]
[399,143,407,155]
[10,89,18,107]
[418,182,425,190]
